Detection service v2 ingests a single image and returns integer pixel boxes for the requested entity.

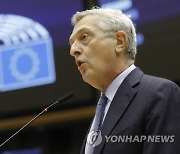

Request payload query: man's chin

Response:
[82,76,97,89]
[82,74,91,84]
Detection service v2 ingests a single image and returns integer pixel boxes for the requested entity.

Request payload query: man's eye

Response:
[81,34,88,40]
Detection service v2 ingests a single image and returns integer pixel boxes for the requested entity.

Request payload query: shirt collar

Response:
[105,64,136,102]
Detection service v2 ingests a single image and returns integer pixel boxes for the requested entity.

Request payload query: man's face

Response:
[69,15,118,90]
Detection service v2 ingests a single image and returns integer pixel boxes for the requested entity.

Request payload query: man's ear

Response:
[115,31,126,54]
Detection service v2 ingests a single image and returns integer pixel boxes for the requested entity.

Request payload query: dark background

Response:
[0,0,180,153]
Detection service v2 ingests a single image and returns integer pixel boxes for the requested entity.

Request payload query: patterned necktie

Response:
[85,94,108,154]
[92,93,108,130]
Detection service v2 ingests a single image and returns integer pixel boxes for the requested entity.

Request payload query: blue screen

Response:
[1,148,42,154]
[0,0,84,91]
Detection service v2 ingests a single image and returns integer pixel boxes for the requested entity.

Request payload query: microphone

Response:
[0,92,74,148]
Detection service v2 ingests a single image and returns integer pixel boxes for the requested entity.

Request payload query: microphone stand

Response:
[0,92,74,148]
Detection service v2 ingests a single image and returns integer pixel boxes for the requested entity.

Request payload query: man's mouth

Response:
[76,60,85,68]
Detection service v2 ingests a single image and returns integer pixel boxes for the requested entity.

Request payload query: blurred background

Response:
[0,0,179,153]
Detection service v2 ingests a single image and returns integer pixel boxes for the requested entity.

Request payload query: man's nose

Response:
[70,42,82,57]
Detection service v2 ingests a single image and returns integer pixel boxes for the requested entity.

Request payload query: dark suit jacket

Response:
[80,67,180,154]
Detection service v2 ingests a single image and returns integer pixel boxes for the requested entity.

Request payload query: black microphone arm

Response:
[0,92,74,148]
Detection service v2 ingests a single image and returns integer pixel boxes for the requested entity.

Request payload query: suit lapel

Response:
[94,68,143,153]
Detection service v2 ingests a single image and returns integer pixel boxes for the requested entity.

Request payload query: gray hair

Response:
[71,7,137,60]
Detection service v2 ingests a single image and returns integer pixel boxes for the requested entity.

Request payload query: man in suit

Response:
[69,7,180,154]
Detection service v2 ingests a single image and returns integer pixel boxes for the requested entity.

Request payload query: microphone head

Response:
[57,92,74,103]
